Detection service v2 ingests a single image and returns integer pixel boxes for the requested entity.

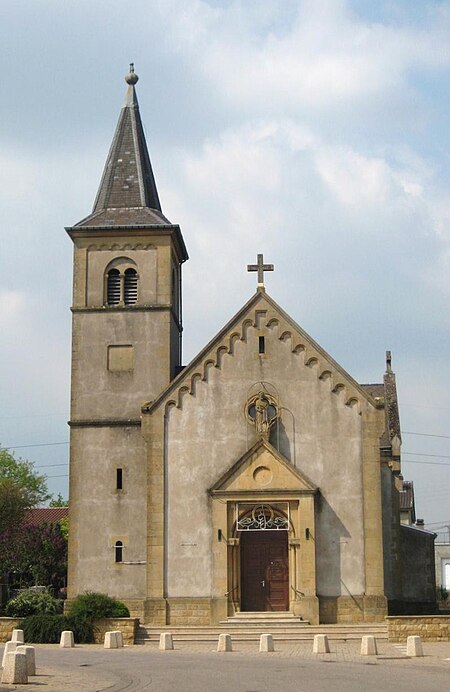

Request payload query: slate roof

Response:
[75,65,165,227]
[399,481,414,510]
[24,507,68,527]
[361,383,384,399]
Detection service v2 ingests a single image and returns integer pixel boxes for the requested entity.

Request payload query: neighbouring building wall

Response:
[381,463,402,601]
[435,544,450,591]
[389,525,436,614]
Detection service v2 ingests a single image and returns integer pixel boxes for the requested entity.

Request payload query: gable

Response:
[143,289,382,417]
[209,440,317,496]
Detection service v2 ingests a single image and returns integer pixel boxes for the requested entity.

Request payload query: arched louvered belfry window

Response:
[124,268,138,305]
[105,259,138,306]
[107,268,121,305]
[114,540,123,563]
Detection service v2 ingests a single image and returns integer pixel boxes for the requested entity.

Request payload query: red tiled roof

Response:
[24,508,68,526]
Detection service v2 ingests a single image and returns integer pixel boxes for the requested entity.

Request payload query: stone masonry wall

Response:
[94,618,139,645]
[167,598,211,626]
[387,615,450,642]
[0,617,138,645]
[0,618,21,643]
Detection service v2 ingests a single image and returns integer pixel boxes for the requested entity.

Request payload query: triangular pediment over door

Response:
[209,439,318,498]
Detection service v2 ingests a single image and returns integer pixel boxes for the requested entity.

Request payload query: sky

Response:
[1,0,450,536]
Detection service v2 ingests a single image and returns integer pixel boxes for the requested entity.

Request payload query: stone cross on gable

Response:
[247,253,274,290]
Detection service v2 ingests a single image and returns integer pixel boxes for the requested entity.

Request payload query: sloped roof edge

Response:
[143,289,380,414]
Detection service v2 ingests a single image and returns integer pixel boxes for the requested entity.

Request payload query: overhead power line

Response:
[402,431,450,439]
[35,463,68,469]
[404,451,450,459]
[403,458,450,467]
[2,442,68,450]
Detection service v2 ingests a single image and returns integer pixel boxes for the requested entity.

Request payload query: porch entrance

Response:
[240,530,289,611]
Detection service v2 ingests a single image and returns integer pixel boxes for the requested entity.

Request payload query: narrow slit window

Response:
[259,336,265,354]
[114,540,123,563]
[124,268,138,305]
[116,468,123,490]
[107,269,121,305]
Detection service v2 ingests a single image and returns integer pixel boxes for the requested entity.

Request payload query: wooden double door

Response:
[240,531,289,611]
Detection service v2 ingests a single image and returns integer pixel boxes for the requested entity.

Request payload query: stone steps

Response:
[136,622,388,643]
[221,611,305,626]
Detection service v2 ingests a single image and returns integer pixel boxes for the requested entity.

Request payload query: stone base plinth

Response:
[319,595,387,624]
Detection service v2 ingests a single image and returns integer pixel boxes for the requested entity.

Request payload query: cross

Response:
[247,253,274,290]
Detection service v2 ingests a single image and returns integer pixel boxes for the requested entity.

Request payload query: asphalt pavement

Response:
[1,640,450,691]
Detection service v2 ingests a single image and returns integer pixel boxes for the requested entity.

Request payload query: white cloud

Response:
[0,290,26,327]
[154,0,450,114]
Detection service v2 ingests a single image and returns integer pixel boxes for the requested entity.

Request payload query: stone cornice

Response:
[69,419,141,428]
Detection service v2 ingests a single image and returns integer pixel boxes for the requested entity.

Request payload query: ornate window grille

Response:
[235,502,289,531]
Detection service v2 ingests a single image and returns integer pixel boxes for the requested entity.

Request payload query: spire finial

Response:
[125,63,139,85]
[386,350,392,373]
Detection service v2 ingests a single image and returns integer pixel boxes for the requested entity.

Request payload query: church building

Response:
[66,66,436,625]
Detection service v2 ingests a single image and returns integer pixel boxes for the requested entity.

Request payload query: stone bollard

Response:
[1,651,28,685]
[16,645,36,676]
[11,629,25,644]
[406,635,423,657]
[259,634,274,652]
[113,630,124,648]
[217,633,232,652]
[313,634,330,654]
[159,633,174,651]
[104,631,118,649]
[360,635,378,656]
[60,630,75,648]
[1,641,17,668]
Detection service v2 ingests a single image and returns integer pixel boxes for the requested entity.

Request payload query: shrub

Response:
[5,589,64,618]
[437,586,449,602]
[67,591,130,621]
[21,614,94,644]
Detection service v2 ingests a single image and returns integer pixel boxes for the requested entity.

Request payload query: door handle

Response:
[261,580,265,588]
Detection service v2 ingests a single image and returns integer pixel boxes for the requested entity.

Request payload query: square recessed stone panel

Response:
[108,345,134,372]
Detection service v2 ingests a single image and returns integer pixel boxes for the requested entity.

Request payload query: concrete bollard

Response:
[159,632,174,651]
[104,631,118,649]
[217,633,232,652]
[259,634,274,652]
[406,635,424,657]
[60,630,75,648]
[1,652,28,685]
[113,630,124,648]
[11,629,25,644]
[16,645,36,676]
[313,634,330,654]
[360,635,378,656]
[1,641,17,668]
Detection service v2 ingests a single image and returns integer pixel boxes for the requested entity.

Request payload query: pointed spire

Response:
[92,64,162,213]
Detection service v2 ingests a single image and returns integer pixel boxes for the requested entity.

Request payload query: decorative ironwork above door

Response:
[236,503,289,531]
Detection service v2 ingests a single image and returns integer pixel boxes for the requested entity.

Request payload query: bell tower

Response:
[66,66,188,606]
[67,64,188,420]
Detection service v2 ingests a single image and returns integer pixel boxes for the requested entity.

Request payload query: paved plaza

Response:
[1,640,450,691]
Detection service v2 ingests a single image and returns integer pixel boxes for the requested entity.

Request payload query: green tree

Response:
[0,448,50,534]
[49,493,68,507]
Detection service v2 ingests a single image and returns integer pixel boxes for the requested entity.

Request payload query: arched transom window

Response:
[105,259,138,306]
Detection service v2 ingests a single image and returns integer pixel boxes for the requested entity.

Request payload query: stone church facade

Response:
[66,67,435,625]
